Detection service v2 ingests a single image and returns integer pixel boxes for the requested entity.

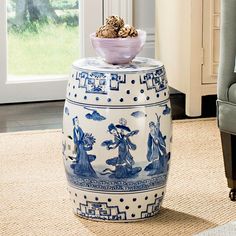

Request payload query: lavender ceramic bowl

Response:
[90,30,146,64]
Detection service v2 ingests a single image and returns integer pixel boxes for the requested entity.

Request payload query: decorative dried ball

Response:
[118,25,138,38]
[96,25,118,38]
[128,25,138,37]
[106,15,125,31]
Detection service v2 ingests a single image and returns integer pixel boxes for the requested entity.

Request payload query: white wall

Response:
[133,0,155,58]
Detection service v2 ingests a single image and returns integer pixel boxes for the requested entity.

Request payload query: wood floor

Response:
[0,94,217,133]
[0,101,63,132]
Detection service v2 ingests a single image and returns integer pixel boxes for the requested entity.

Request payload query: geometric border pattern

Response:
[74,71,126,95]
[66,170,167,192]
[73,67,167,95]
[77,201,127,221]
[141,196,164,218]
[140,67,167,92]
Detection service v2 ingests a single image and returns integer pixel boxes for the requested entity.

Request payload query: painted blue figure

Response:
[101,118,142,179]
[70,116,97,178]
[144,114,169,176]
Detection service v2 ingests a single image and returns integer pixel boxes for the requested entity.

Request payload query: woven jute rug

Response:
[1,119,236,236]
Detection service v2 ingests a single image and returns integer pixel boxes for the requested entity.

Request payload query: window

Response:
[7,0,80,78]
[0,0,132,103]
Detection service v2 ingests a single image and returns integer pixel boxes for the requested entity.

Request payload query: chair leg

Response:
[229,189,236,201]
[220,131,236,201]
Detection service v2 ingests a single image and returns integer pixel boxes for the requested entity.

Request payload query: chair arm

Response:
[218,0,236,102]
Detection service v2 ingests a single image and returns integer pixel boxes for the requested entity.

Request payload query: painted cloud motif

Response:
[131,111,147,118]
[84,107,106,121]
[162,104,171,115]
[65,107,69,115]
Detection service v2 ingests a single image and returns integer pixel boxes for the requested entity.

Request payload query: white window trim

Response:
[0,1,7,89]
[80,0,103,57]
[103,0,133,25]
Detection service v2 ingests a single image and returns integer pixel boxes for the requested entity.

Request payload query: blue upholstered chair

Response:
[217,0,236,201]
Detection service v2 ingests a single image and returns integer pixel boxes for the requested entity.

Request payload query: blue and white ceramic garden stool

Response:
[62,57,172,222]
